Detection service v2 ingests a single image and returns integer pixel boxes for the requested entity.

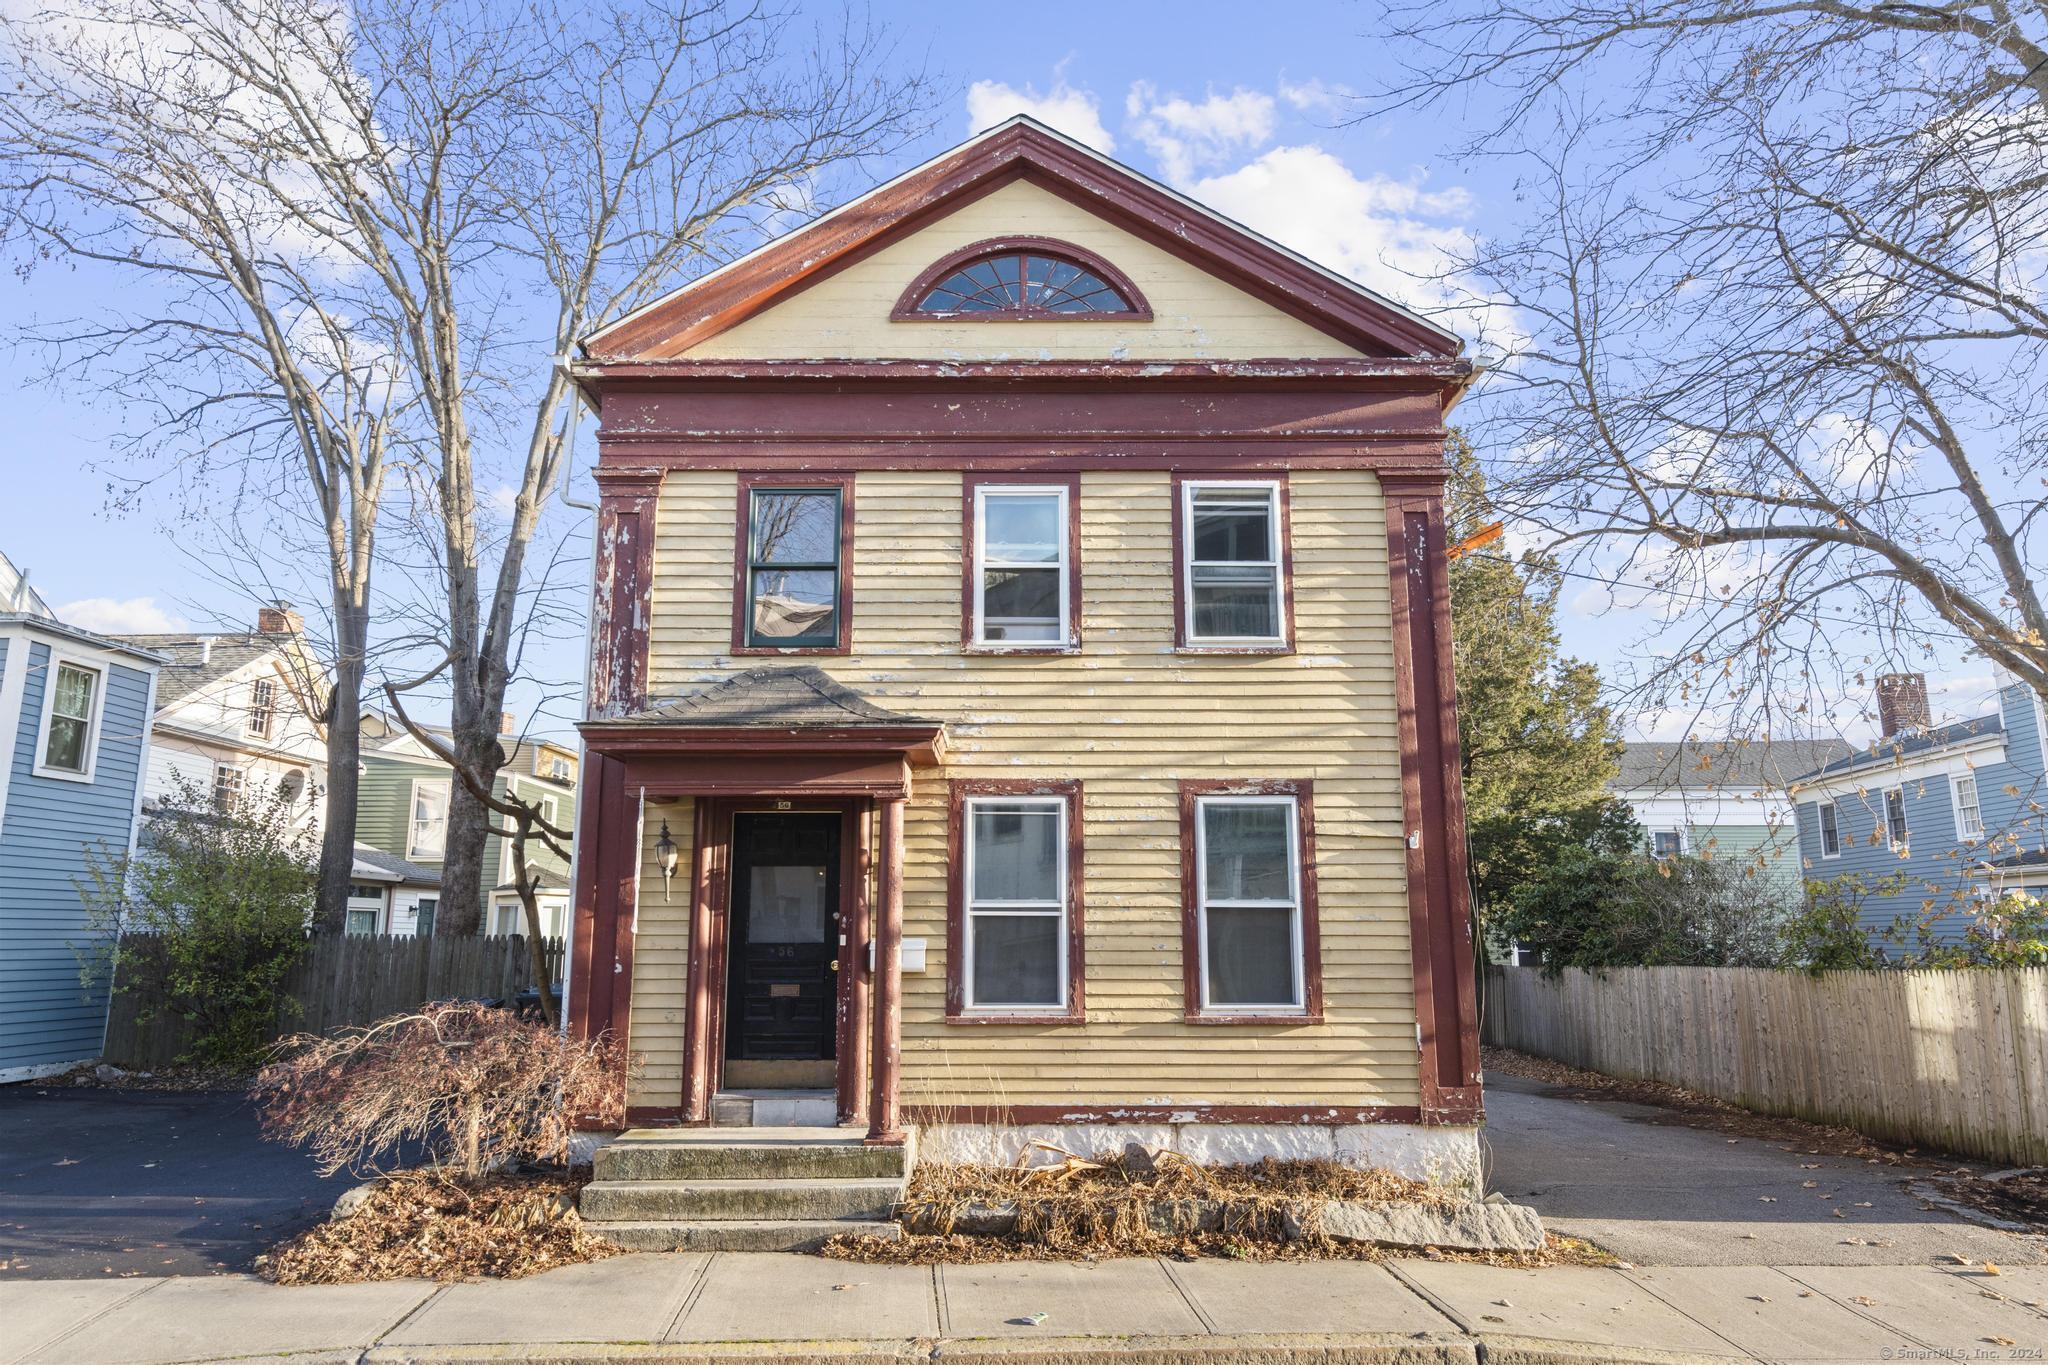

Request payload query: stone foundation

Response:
[913,1121,1483,1197]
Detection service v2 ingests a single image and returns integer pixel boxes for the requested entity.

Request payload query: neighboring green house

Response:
[353,716,577,938]
[1611,739,1851,904]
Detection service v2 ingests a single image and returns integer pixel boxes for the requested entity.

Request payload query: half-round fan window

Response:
[895,238,1149,320]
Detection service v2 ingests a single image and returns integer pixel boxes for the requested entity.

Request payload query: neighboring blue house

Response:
[1791,671,2048,946]
[0,585,163,1082]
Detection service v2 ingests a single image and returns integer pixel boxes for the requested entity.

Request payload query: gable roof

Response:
[1614,739,1856,795]
[351,843,442,888]
[617,665,938,730]
[581,117,1462,364]
[112,632,300,709]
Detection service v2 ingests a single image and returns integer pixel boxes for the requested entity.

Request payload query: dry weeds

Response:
[822,1146,1609,1267]
[255,1169,618,1284]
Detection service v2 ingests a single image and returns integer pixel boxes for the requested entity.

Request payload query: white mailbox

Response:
[900,937,928,973]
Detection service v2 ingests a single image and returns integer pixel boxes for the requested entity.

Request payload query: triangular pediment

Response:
[583,118,1460,364]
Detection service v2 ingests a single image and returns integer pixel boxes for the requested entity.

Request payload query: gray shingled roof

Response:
[1800,715,2005,779]
[351,844,442,886]
[1613,739,1855,794]
[497,867,571,893]
[114,632,294,708]
[620,666,937,728]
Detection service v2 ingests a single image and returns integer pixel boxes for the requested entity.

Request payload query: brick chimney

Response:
[1876,672,1930,737]
[499,711,518,736]
[256,600,303,634]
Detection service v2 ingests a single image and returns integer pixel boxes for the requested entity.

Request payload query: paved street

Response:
[3,1252,2044,1363]
[1484,1071,2045,1267]
[0,1087,347,1279]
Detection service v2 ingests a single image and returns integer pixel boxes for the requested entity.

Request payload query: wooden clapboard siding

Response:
[676,180,1364,363]
[640,467,1419,1109]
[1484,965,2048,1167]
[627,797,694,1109]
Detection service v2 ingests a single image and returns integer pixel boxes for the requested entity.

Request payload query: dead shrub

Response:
[251,1002,622,1178]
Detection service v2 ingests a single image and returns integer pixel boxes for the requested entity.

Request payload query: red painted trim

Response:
[1169,473,1294,655]
[889,236,1152,322]
[625,1105,685,1127]
[1177,778,1322,1024]
[603,445,1450,476]
[582,123,1460,359]
[566,757,633,1083]
[866,797,907,1144]
[839,797,874,1126]
[566,757,609,1044]
[681,798,715,1123]
[905,1103,1463,1125]
[589,470,660,718]
[959,474,1084,653]
[1384,475,1484,1124]
[944,779,1086,1024]
[582,725,944,758]
[580,358,1469,384]
[731,472,855,656]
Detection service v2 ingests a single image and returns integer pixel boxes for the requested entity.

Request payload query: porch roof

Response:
[578,666,947,796]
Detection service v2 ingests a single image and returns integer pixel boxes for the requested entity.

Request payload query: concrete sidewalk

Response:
[4,1252,2043,1365]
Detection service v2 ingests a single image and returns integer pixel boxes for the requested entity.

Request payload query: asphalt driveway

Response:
[1482,1069,2046,1267]
[0,1085,348,1280]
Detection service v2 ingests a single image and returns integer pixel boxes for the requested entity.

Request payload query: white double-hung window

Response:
[972,485,1069,646]
[962,795,1069,1010]
[36,660,102,779]
[1953,775,1984,840]
[1181,480,1284,645]
[1194,793,1306,1013]
[1818,802,1841,857]
[409,780,449,859]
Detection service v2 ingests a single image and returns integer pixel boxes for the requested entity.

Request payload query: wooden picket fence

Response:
[1482,965,2048,1167]
[102,932,567,1070]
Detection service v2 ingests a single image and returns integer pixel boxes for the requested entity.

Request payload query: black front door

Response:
[724,812,840,1077]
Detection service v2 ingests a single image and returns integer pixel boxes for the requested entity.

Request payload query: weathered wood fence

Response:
[1483,965,2048,1167]
[102,933,567,1070]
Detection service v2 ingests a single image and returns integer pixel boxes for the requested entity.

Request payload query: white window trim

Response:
[408,777,450,860]
[1950,773,1985,843]
[31,653,108,783]
[1649,828,1688,857]
[961,794,1069,1013]
[971,484,1072,649]
[1817,801,1842,859]
[1883,786,1910,851]
[1180,479,1287,647]
[1193,793,1307,1015]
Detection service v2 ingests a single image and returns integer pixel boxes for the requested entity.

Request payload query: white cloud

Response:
[1278,78,1351,114]
[1124,83,1276,183]
[59,596,184,634]
[966,79,1114,152]
[1187,144,1513,346]
[487,483,521,515]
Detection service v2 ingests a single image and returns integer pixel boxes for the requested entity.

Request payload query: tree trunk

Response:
[311,600,368,935]
[437,768,493,937]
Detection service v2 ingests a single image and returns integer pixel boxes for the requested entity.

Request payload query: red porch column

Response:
[865,795,906,1144]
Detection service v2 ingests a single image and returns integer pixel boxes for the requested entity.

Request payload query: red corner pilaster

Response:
[590,466,662,719]
[567,753,635,1050]
[1384,473,1484,1125]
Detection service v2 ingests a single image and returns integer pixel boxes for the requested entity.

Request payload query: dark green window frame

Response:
[744,485,844,650]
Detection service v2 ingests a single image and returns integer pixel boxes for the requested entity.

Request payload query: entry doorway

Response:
[722,811,841,1089]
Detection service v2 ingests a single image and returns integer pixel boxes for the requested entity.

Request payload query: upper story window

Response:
[1953,775,1984,841]
[969,480,1076,649]
[37,659,102,779]
[894,237,1149,321]
[737,479,851,653]
[247,678,276,739]
[1178,478,1289,649]
[1818,801,1841,858]
[1650,829,1684,858]
[1884,787,1910,850]
[410,779,449,859]
[212,762,244,813]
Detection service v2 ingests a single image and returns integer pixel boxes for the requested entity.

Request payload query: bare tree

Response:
[250,0,933,933]
[0,3,408,929]
[1369,3,2048,736]
[5,0,933,935]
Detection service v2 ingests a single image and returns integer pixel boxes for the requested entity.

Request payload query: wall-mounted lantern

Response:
[654,820,678,898]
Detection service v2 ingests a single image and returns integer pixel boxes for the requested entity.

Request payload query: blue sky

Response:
[0,0,2006,741]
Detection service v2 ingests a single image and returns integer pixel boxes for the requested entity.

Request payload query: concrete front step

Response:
[580,1176,904,1223]
[596,1130,905,1183]
[586,1217,904,1253]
